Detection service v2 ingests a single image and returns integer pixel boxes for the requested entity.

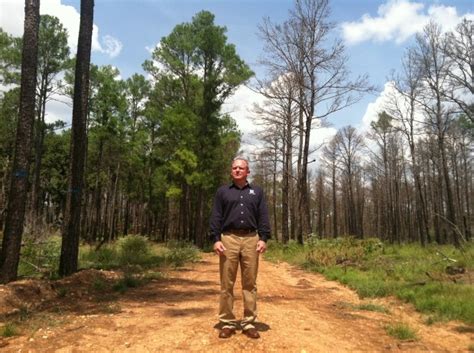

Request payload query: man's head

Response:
[231,157,250,185]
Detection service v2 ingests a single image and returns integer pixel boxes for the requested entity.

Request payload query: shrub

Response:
[304,237,383,269]
[80,245,119,269]
[18,235,62,278]
[165,241,200,268]
[117,235,151,266]
[92,277,108,291]
[56,287,68,298]
[1,323,18,337]
[386,322,418,340]
[112,273,141,293]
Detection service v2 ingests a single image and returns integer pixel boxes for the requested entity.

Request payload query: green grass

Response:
[1,323,18,337]
[80,244,119,269]
[18,235,62,279]
[18,305,31,321]
[112,273,142,293]
[101,304,122,314]
[386,322,418,340]
[164,241,201,268]
[56,287,68,298]
[397,282,474,324]
[424,316,439,325]
[17,234,199,278]
[355,303,389,313]
[265,238,474,325]
[79,235,200,271]
[143,271,165,281]
[91,277,108,291]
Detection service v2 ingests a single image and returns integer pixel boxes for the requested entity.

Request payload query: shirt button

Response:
[240,196,243,198]
[240,203,243,206]
[240,220,244,223]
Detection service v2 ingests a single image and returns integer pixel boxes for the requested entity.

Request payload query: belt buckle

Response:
[240,229,253,235]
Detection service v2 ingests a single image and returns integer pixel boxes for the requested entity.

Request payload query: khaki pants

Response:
[219,233,259,330]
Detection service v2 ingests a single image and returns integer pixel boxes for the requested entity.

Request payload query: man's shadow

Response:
[214,321,271,332]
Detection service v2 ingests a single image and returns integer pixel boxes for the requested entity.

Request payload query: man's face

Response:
[231,159,249,183]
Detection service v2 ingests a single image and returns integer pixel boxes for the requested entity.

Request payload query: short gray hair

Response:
[232,156,250,169]
[233,156,249,164]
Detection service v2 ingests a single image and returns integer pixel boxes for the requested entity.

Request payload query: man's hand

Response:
[213,241,226,256]
[256,240,267,254]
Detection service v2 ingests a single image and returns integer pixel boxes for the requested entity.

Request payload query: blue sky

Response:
[1,0,473,152]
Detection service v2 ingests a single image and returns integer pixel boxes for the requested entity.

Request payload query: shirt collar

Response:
[229,181,251,189]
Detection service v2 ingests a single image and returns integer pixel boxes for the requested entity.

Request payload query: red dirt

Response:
[0,253,472,352]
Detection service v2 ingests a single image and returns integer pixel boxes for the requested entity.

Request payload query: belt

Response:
[223,228,256,235]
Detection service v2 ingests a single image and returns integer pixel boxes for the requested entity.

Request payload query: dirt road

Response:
[3,253,473,352]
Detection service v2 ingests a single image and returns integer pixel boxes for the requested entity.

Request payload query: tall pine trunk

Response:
[59,0,94,277]
[0,0,40,283]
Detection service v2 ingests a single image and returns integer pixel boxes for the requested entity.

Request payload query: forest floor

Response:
[0,253,473,352]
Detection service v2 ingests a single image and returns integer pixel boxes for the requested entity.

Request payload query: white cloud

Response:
[0,0,122,58]
[221,83,338,164]
[342,0,474,45]
[427,5,472,32]
[360,80,426,134]
[361,81,397,130]
[312,126,337,145]
[0,1,26,37]
[222,84,265,139]
[100,34,123,58]
[145,44,157,54]
[44,93,72,125]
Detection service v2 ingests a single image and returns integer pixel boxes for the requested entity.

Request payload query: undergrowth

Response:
[80,235,200,272]
[385,322,418,340]
[0,323,18,337]
[266,237,474,325]
[17,234,200,278]
[18,235,62,279]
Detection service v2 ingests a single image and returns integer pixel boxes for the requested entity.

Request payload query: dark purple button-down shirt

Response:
[209,182,271,243]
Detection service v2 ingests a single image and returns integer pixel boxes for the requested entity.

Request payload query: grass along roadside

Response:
[385,322,418,341]
[1,236,201,338]
[265,237,474,325]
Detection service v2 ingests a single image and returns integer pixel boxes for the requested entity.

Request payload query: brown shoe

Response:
[243,328,260,339]
[218,327,236,339]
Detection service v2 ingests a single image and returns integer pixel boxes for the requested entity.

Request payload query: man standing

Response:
[210,157,271,339]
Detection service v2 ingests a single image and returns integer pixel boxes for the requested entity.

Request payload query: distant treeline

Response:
[251,9,473,246]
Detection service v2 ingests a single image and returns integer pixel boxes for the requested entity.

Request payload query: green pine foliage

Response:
[18,235,62,279]
[0,28,22,85]
[1,11,252,255]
